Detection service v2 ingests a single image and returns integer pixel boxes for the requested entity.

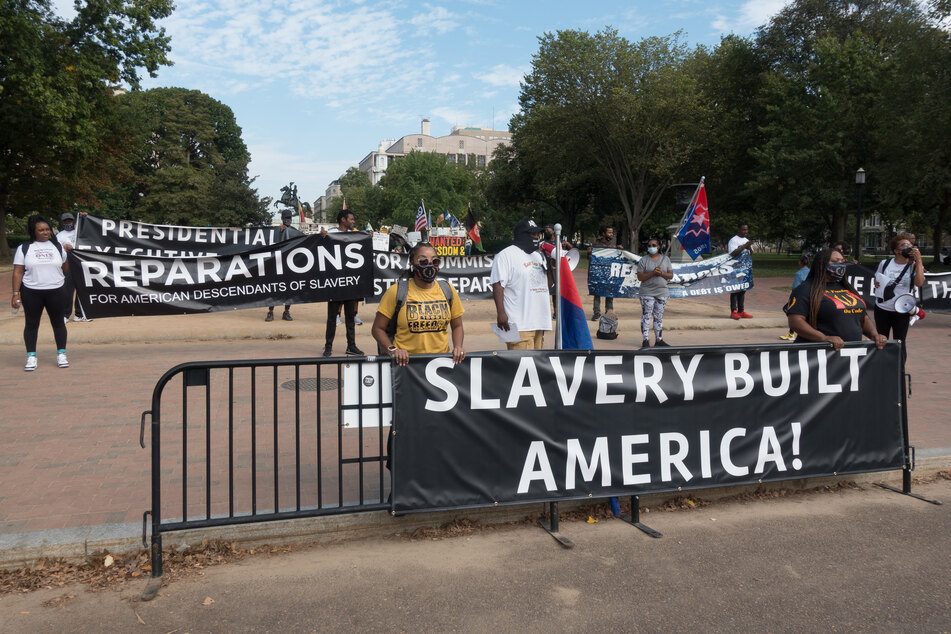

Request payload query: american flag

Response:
[414,200,427,232]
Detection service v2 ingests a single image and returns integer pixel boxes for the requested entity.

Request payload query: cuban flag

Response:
[414,200,427,233]
[541,243,592,350]
[676,181,711,260]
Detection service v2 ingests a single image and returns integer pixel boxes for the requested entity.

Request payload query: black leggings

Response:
[21,286,68,353]
[874,306,910,362]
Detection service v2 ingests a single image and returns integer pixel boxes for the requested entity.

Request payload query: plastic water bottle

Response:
[11,298,20,315]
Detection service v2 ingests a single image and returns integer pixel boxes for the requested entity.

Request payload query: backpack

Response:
[379,277,455,352]
[596,310,619,340]
[19,240,65,260]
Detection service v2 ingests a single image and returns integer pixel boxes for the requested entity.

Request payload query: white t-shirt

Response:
[13,241,67,290]
[57,228,77,249]
[489,245,552,332]
[876,258,917,312]
[728,234,750,255]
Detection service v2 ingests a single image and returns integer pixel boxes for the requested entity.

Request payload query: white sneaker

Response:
[57,352,69,368]
[64,316,69,325]
[73,316,92,322]
[354,315,363,325]
[25,355,37,372]
[335,315,342,326]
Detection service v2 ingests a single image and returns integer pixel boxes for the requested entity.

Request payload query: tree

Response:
[324,167,384,228]
[516,28,705,248]
[378,151,475,228]
[749,0,930,246]
[107,88,270,227]
[0,0,173,257]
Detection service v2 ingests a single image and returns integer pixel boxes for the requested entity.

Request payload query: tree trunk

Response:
[934,186,949,264]
[831,209,847,245]
[0,202,10,260]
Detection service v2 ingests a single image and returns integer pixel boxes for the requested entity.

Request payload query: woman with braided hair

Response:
[783,248,886,351]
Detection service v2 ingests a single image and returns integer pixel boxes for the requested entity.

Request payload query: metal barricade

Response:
[140,356,392,580]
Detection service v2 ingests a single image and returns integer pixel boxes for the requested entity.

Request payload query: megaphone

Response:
[893,294,918,314]
[565,248,580,271]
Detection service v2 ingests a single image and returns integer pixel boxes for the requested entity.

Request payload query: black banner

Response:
[368,252,494,302]
[846,263,951,313]
[391,343,905,513]
[76,215,299,257]
[69,232,373,317]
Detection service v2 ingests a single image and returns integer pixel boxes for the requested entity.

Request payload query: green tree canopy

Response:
[516,28,705,248]
[101,87,269,227]
[0,0,173,257]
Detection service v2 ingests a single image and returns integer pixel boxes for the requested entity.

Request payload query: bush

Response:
[6,234,27,249]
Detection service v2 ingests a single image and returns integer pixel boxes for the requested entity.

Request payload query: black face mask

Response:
[62,222,74,231]
[414,261,439,283]
[515,234,540,254]
[901,247,913,258]
[827,262,847,282]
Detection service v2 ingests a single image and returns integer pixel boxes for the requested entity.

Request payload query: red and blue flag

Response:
[542,243,592,350]
[676,181,711,260]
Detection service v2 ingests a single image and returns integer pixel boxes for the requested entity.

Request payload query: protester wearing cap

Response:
[265,210,297,322]
[55,212,92,323]
[490,219,553,350]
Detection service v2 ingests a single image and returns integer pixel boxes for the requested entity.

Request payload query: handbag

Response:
[880,259,912,302]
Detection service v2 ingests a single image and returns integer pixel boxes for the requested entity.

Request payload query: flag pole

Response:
[554,223,563,350]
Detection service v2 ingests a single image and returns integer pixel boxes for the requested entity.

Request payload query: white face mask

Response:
[647,246,659,255]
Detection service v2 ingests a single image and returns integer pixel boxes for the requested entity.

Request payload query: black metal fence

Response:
[141,356,393,578]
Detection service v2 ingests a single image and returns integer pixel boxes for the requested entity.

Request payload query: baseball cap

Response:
[514,219,540,237]
[61,212,75,221]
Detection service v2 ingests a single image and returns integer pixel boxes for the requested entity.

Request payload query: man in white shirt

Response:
[727,222,754,319]
[490,219,553,350]
[55,212,92,322]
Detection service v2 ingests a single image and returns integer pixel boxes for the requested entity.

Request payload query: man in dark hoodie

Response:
[489,219,553,350]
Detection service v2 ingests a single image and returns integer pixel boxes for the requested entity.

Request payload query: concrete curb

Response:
[3,453,947,570]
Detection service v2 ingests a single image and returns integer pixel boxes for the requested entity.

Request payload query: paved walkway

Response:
[0,270,947,549]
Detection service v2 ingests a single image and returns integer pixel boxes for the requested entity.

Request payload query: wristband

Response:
[388,345,397,354]
[12,291,19,295]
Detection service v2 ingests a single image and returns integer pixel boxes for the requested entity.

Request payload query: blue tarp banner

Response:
[587,249,754,299]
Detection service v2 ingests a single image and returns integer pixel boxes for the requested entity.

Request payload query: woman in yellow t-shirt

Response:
[371,243,465,366]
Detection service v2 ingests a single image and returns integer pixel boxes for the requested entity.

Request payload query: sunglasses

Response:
[416,257,441,267]
[897,243,912,249]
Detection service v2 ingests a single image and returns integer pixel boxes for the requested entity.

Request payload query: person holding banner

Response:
[11,216,71,371]
[491,219,553,350]
[371,243,465,366]
[727,223,754,319]
[784,248,886,351]
[265,209,298,322]
[636,237,674,348]
[588,225,615,321]
[324,209,364,356]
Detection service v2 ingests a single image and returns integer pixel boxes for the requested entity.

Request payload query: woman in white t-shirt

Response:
[873,234,924,361]
[10,215,70,371]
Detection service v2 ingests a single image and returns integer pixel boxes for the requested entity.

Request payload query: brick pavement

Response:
[0,269,948,538]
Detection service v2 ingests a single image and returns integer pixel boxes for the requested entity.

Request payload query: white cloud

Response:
[410,6,460,35]
[475,63,528,87]
[152,1,439,107]
[712,0,788,33]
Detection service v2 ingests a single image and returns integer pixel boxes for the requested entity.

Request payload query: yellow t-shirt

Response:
[377,279,464,354]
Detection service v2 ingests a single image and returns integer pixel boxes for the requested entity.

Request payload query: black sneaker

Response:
[591,314,601,322]
[641,339,651,348]
[282,311,293,321]
[346,346,365,356]
[264,311,274,322]
[322,345,332,357]
[654,339,670,347]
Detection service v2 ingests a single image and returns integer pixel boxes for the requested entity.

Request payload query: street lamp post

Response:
[854,168,866,260]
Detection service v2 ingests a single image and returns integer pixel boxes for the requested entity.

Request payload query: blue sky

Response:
[53,0,787,216]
